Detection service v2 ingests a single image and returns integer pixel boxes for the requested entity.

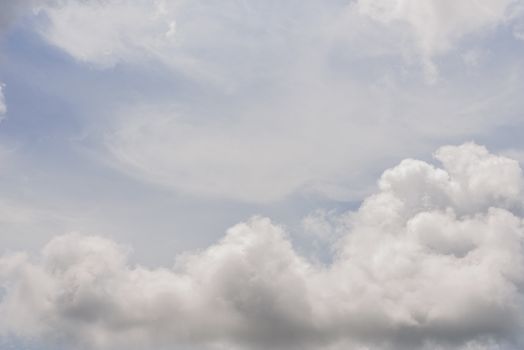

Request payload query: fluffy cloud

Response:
[2,143,524,350]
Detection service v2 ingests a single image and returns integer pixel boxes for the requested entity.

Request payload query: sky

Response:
[1,0,524,349]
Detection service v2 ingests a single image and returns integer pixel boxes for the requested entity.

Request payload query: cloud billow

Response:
[1,143,524,350]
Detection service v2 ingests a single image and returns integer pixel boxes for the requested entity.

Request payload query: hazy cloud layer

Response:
[1,1,523,204]
[104,65,524,203]
[2,143,524,350]
[75,0,524,203]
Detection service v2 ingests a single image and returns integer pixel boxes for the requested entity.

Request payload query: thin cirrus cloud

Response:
[33,0,523,80]
[38,0,178,68]
[355,0,519,81]
[35,1,521,66]
[104,65,524,203]
[357,0,518,54]
[23,0,524,203]
[1,143,524,350]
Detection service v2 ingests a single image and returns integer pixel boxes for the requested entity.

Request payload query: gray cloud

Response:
[1,143,524,350]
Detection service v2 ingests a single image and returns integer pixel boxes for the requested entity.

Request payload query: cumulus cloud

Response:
[2,143,524,350]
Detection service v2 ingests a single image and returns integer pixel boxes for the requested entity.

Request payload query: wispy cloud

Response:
[355,0,519,82]
[0,84,5,117]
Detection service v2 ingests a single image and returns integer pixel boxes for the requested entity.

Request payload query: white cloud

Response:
[106,105,376,203]
[105,62,524,203]
[2,143,524,350]
[3,1,522,205]
[0,84,5,116]
[33,0,513,203]
[355,0,519,81]
[33,1,522,67]
[26,0,523,86]
[36,0,178,67]
[356,0,516,55]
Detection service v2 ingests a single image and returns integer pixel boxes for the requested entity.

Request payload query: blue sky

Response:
[1,1,524,349]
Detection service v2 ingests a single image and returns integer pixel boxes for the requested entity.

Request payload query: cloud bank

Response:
[1,143,524,350]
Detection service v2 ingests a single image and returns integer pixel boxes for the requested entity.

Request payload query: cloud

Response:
[104,62,524,203]
[3,1,524,205]
[33,0,337,87]
[355,0,519,82]
[0,84,5,116]
[35,0,177,67]
[2,143,524,350]
[27,0,524,83]
[36,0,513,204]
[356,0,516,55]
